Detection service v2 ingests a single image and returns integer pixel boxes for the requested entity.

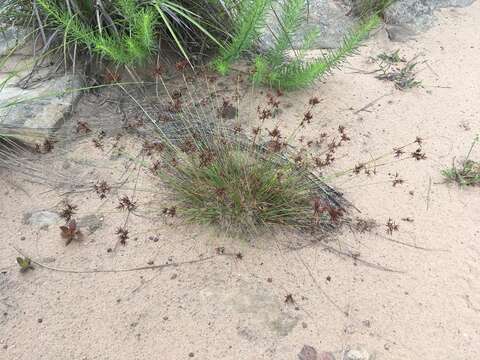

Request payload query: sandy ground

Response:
[1,3,480,360]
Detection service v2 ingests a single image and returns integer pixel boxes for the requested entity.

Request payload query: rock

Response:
[0,34,83,146]
[298,345,318,360]
[262,0,475,51]
[383,0,476,41]
[39,257,56,264]
[0,26,27,56]
[78,214,103,234]
[23,210,60,227]
[0,71,83,145]
[344,347,374,360]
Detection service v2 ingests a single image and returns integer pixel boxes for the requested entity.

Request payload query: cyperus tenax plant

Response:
[145,90,349,236]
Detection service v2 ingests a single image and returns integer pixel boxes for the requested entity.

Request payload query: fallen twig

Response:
[12,246,234,274]
[354,91,393,114]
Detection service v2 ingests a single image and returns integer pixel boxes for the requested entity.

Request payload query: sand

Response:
[1,2,480,360]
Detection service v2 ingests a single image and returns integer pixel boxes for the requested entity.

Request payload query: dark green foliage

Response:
[213,0,272,75]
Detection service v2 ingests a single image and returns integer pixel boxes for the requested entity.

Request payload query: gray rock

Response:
[0,71,83,145]
[0,26,27,56]
[261,0,476,51]
[78,214,103,234]
[201,279,300,342]
[269,312,299,336]
[0,33,83,146]
[383,0,476,41]
[345,347,374,360]
[23,210,60,227]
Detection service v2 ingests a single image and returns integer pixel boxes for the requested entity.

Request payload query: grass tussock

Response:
[374,50,422,90]
[163,145,322,234]
[145,91,348,236]
[442,136,480,187]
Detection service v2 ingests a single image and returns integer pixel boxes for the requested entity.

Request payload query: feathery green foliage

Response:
[1,0,229,66]
[253,3,380,90]
[213,0,272,75]
[216,0,380,90]
[36,0,155,65]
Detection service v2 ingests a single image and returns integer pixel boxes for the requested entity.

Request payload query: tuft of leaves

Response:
[16,257,34,272]
[442,136,480,187]
[60,219,83,246]
[374,51,422,90]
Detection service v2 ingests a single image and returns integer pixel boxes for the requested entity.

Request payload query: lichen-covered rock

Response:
[343,0,476,41]
[0,26,27,56]
[23,210,60,228]
[262,0,476,50]
[383,0,476,41]
[0,72,83,145]
[0,35,83,145]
